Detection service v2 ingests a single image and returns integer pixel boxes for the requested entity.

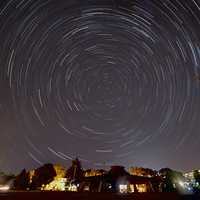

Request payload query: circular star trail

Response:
[0,0,200,172]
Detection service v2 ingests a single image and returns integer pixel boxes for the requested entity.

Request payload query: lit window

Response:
[119,184,127,193]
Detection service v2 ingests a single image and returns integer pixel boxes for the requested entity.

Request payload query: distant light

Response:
[0,185,10,191]
[179,181,184,187]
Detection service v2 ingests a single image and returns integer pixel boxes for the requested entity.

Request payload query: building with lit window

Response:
[79,166,161,193]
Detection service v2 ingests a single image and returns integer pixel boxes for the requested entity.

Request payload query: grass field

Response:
[0,192,199,200]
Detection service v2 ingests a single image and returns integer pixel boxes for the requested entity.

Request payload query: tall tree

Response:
[159,168,184,192]
[13,169,29,190]
[159,168,176,192]
[107,166,129,192]
[30,163,56,190]
[65,158,84,183]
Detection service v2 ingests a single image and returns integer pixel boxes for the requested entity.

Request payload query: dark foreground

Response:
[0,192,199,200]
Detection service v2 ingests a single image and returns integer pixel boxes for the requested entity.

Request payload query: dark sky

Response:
[0,0,200,174]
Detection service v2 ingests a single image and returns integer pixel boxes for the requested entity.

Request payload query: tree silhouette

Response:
[159,168,184,192]
[30,163,56,190]
[0,172,15,185]
[13,169,29,190]
[65,158,84,183]
[193,170,200,193]
[107,166,129,192]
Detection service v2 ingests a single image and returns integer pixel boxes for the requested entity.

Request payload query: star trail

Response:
[0,0,200,173]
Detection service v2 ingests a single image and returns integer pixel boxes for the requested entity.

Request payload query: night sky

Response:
[0,0,200,173]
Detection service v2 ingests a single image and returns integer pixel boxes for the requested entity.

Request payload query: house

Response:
[79,166,162,193]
